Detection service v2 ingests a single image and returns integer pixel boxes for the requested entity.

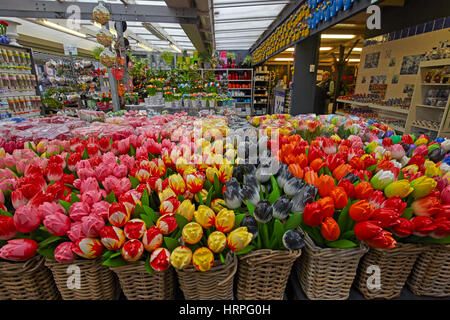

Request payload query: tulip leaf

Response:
[70,192,80,204]
[103,255,128,268]
[206,186,214,207]
[102,250,115,260]
[341,230,355,240]
[105,191,117,204]
[38,235,62,249]
[234,214,246,229]
[0,209,13,217]
[367,164,377,172]
[82,147,88,160]
[177,195,186,202]
[204,179,212,191]
[140,214,154,228]
[158,133,162,144]
[37,246,55,259]
[130,145,136,157]
[219,253,226,264]
[310,227,325,246]
[143,206,158,224]
[326,239,357,248]
[256,231,262,249]
[133,204,144,218]
[130,176,139,189]
[164,237,179,251]
[235,245,255,255]
[401,207,414,220]
[268,176,281,205]
[109,252,122,259]
[145,255,154,275]
[197,192,204,205]
[213,173,220,192]
[337,204,350,233]
[284,212,303,232]
[175,213,189,231]
[58,200,71,213]
[245,200,255,215]
[271,220,284,249]
[141,189,149,207]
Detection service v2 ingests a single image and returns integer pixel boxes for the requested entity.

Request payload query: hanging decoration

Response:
[92,1,111,26]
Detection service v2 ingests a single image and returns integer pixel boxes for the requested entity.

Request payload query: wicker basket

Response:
[355,243,425,299]
[237,249,302,300]
[0,255,60,300]
[295,232,368,300]
[407,243,450,297]
[176,253,237,300]
[45,257,120,300]
[111,262,175,300]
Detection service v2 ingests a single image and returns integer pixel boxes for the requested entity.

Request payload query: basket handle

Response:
[217,257,238,287]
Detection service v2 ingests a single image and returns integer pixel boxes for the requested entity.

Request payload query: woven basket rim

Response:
[0,254,44,273]
[367,242,428,255]
[300,228,369,255]
[237,248,302,261]
[110,261,173,273]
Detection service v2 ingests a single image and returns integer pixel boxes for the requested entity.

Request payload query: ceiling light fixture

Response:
[352,47,362,52]
[274,58,294,61]
[321,34,356,39]
[348,58,360,62]
[285,48,295,52]
[137,42,153,52]
[40,19,87,38]
[169,43,182,53]
[320,47,333,51]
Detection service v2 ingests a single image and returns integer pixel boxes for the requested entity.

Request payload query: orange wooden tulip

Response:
[317,174,335,197]
[349,156,364,170]
[296,154,308,168]
[330,187,348,209]
[354,181,374,200]
[284,153,297,165]
[304,170,318,187]
[333,163,352,181]
[310,140,321,149]
[349,200,374,221]
[318,196,335,218]
[288,163,304,179]
[310,158,325,172]
[321,217,340,241]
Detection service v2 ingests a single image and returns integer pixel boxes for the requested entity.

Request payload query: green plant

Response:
[93,46,105,60]
[160,51,174,65]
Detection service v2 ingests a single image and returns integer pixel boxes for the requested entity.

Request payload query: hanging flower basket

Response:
[45,257,120,300]
[355,243,426,299]
[0,255,60,300]
[294,232,368,300]
[237,249,302,300]
[175,253,237,300]
[110,262,175,300]
[407,243,450,297]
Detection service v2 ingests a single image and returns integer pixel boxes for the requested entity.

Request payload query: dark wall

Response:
[366,0,450,38]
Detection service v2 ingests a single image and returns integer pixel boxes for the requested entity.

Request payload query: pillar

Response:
[290,34,320,115]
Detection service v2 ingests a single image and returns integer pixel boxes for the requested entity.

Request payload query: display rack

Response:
[336,98,409,133]
[200,68,254,117]
[404,59,450,138]
[0,43,42,119]
[253,70,269,115]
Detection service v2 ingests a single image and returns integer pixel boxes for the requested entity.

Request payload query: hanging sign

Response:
[274,89,286,114]
[64,44,78,56]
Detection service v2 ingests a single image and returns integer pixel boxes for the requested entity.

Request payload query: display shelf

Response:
[405,59,450,138]
[0,43,42,118]
[411,123,439,131]
[200,68,254,115]
[368,104,410,115]
[416,104,446,110]
[421,83,450,86]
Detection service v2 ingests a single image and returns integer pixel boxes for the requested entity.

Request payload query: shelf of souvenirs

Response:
[336,98,410,115]
[0,89,39,98]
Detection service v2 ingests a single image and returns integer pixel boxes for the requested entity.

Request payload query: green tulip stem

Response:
[259,222,270,248]
[219,253,225,264]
